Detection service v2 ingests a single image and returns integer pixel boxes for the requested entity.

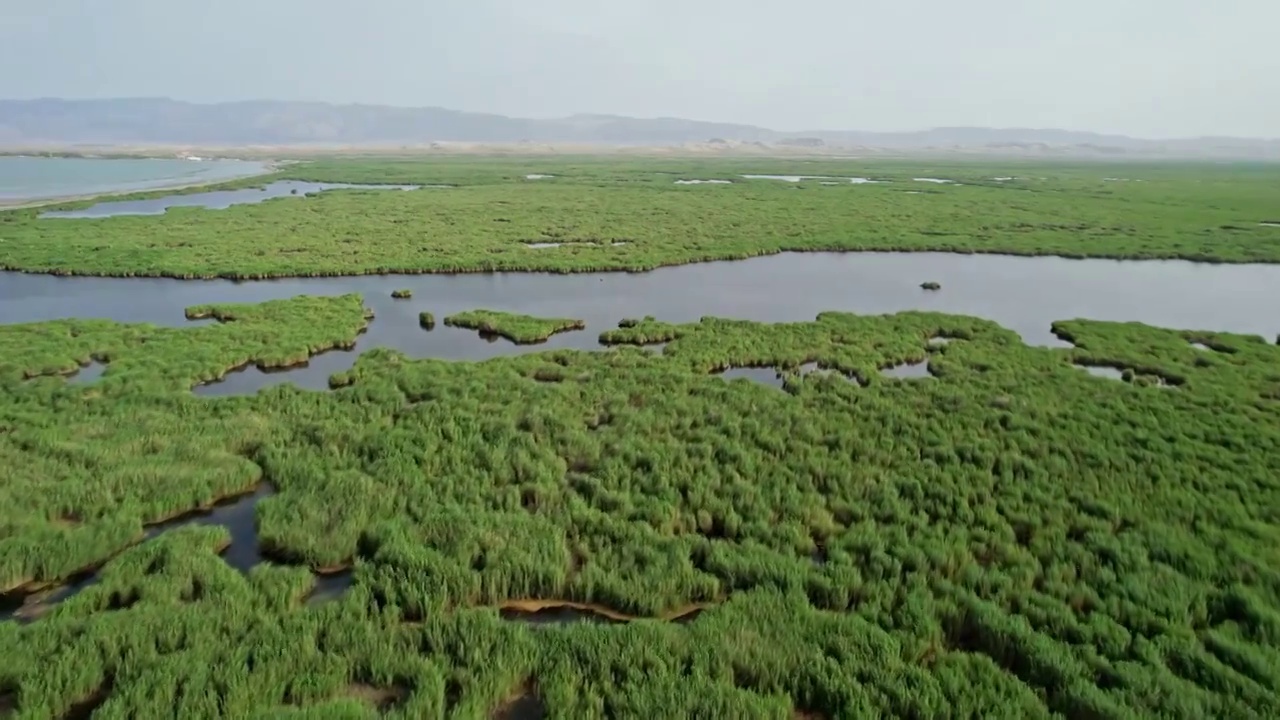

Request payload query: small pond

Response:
[881,361,931,379]
[67,360,108,384]
[39,181,422,218]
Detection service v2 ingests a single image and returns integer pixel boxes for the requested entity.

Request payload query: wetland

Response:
[2,157,1280,718]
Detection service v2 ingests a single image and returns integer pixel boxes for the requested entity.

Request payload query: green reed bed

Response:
[2,297,1280,717]
[443,310,586,344]
[0,295,370,595]
[2,159,1280,279]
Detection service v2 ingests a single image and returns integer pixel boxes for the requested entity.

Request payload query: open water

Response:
[0,156,269,202]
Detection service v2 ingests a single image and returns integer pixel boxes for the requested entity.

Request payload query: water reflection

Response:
[1075,365,1125,381]
[307,570,354,606]
[39,181,421,218]
[881,361,931,379]
[714,367,785,388]
[142,484,273,572]
[68,360,108,383]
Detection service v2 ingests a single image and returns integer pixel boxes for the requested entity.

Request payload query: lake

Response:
[4,251,1279,396]
[0,156,270,203]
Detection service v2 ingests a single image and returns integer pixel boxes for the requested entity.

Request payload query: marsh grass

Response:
[2,296,1280,716]
[3,159,1280,279]
[444,310,586,344]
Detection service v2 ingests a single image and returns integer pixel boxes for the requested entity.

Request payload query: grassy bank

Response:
[1,158,1278,278]
[1,295,1279,716]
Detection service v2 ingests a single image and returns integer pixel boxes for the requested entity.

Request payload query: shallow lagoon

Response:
[0,157,270,203]
[39,180,421,218]
[5,251,1280,395]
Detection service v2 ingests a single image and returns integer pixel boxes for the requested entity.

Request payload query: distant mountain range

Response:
[1,98,1276,160]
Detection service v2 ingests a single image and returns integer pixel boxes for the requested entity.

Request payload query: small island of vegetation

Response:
[390,288,412,299]
[443,309,586,344]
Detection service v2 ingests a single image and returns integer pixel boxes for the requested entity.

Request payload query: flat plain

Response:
[1,157,1279,719]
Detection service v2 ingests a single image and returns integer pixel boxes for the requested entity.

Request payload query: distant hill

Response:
[1,98,1276,159]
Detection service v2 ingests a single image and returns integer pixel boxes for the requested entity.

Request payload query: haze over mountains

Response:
[1,98,1276,160]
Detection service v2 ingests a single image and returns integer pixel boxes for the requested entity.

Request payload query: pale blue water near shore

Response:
[0,156,270,202]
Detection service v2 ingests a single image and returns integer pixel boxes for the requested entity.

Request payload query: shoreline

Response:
[0,159,286,211]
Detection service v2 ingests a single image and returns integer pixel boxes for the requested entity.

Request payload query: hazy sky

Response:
[2,1,1277,138]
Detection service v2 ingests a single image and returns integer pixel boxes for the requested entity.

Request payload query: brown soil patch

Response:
[497,598,710,622]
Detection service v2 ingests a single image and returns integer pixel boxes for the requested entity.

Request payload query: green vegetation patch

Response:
[3,158,1280,279]
[443,309,586,344]
[2,297,1280,717]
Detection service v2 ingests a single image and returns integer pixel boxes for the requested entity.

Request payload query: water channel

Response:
[4,251,1279,396]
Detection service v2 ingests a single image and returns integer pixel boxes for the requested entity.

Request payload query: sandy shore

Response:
[0,160,286,211]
